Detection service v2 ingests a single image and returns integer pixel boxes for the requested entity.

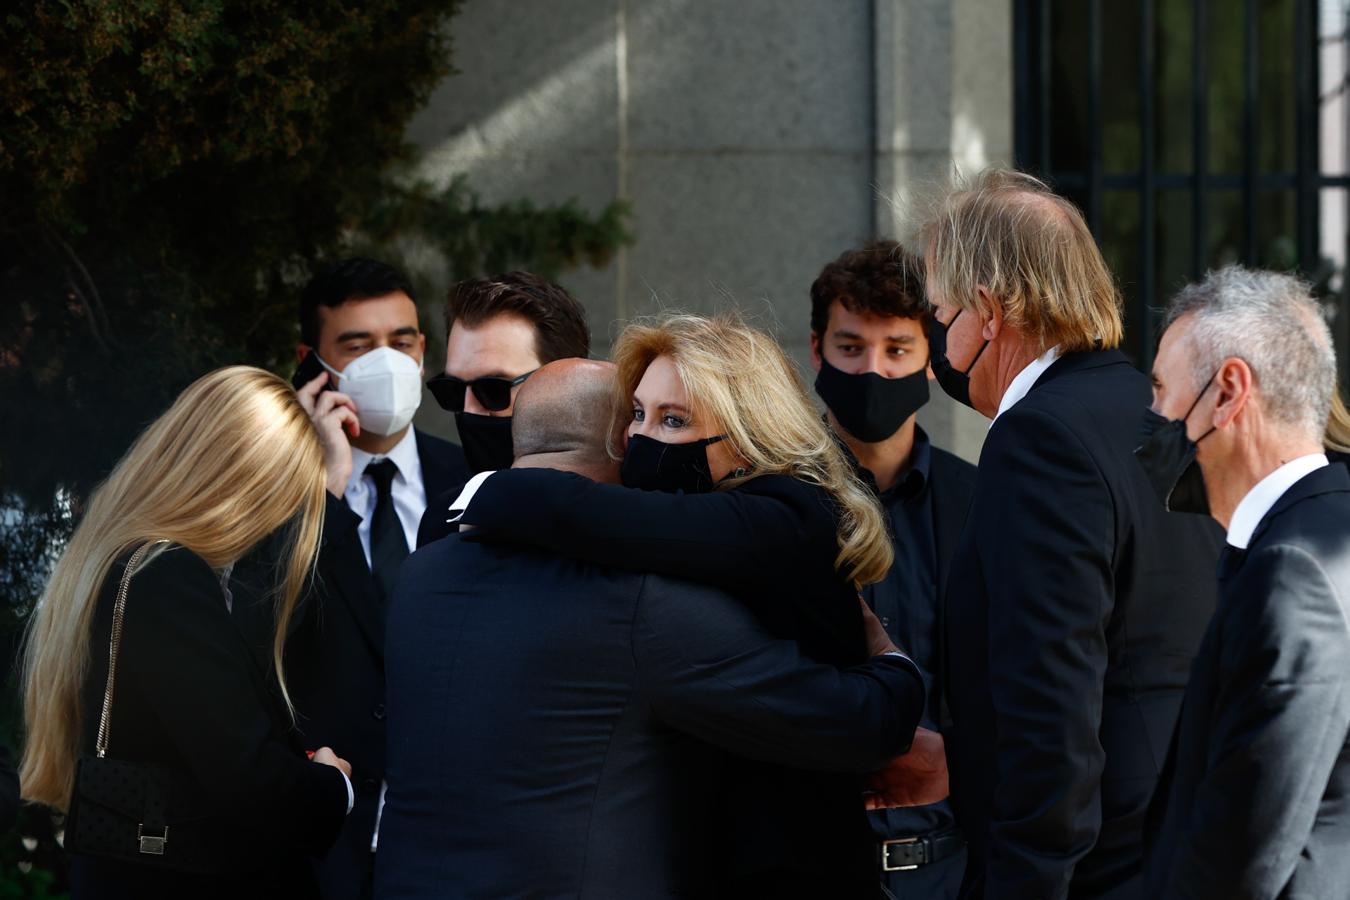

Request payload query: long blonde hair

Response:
[611,312,893,587]
[1327,388,1350,454]
[20,366,327,809]
[923,168,1124,353]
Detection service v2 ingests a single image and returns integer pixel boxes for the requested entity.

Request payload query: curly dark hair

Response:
[445,271,590,364]
[808,240,928,336]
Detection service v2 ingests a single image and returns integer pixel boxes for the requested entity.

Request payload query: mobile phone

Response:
[291,352,334,392]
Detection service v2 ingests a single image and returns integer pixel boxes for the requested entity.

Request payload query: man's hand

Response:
[859,596,900,657]
[296,372,359,497]
[864,727,949,809]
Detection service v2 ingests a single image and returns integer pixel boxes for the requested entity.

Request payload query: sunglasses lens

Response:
[428,377,466,412]
[471,379,513,412]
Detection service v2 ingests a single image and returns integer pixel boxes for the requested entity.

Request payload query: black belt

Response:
[878,828,965,872]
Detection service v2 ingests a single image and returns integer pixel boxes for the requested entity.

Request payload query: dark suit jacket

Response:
[928,446,978,731]
[231,428,467,898]
[1144,464,1350,898]
[375,533,924,900]
[0,744,17,837]
[943,349,1223,900]
[71,547,347,900]
[456,470,881,888]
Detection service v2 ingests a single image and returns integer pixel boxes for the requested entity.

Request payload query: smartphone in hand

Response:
[292,352,334,393]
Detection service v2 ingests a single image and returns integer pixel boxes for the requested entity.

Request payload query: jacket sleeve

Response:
[122,549,349,858]
[631,575,924,772]
[978,408,1113,900]
[1164,545,1350,899]
[458,468,830,594]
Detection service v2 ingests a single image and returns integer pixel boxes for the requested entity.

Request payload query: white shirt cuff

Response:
[339,769,354,815]
[446,470,497,527]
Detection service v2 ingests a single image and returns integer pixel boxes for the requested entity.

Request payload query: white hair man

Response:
[1140,265,1350,897]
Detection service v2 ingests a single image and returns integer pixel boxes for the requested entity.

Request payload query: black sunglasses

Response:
[426,370,536,413]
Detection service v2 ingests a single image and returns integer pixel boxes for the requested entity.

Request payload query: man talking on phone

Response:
[233,258,468,900]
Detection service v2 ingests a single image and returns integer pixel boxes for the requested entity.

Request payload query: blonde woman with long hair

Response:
[21,366,351,900]
[453,311,895,895]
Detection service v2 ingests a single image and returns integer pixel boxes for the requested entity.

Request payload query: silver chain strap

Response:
[94,540,169,759]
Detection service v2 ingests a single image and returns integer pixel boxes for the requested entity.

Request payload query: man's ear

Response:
[976,287,1003,341]
[809,331,824,373]
[297,344,312,363]
[416,333,427,373]
[1211,356,1253,429]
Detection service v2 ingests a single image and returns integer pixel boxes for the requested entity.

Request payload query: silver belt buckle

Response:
[881,836,921,872]
[137,824,168,856]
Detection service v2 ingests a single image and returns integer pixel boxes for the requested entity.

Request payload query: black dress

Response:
[69,546,348,900]
[457,469,879,897]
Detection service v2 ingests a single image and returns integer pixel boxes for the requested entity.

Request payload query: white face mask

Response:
[320,346,423,436]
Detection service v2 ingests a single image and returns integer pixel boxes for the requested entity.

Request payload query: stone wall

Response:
[408,0,1012,461]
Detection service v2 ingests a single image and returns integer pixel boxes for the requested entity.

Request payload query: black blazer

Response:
[376,532,924,900]
[231,428,467,898]
[943,349,1223,900]
[1144,464,1350,898]
[928,446,978,730]
[71,546,347,900]
[456,470,878,890]
[0,744,17,837]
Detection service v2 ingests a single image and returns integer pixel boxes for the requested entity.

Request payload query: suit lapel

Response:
[323,497,386,664]
[416,428,455,500]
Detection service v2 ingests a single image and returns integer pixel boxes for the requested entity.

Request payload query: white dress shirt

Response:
[346,428,425,562]
[994,345,1062,422]
[345,429,430,847]
[1226,453,1329,549]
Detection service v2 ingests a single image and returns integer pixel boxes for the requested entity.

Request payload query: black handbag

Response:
[63,540,230,874]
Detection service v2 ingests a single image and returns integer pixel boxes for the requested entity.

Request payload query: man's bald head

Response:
[511,359,620,481]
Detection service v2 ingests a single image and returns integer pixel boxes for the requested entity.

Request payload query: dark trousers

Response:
[880,845,966,900]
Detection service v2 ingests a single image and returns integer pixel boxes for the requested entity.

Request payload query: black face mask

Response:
[814,357,929,443]
[455,412,515,474]
[928,311,990,410]
[621,433,726,494]
[1134,375,1218,515]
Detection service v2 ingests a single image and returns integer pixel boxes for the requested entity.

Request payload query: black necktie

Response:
[1217,543,1246,584]
[365,459,409,602]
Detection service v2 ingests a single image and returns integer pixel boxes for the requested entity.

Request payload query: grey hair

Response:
[1163,265,1335,439]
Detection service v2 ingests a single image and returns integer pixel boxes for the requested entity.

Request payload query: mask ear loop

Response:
[940,308,992,376]
[1181,373,1221,444]
[962,336,991,376]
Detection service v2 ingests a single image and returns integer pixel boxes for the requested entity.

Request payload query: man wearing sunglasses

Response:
[416,271,591,547]
[232,257,469,900]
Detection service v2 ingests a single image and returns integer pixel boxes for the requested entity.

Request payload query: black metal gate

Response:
[1014,0,1349,372]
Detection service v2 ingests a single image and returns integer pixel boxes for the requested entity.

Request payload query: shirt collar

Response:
[445,470,498,526]
[994,345,1062,422]
[1226,453,1329,549]
[347,427,420,493]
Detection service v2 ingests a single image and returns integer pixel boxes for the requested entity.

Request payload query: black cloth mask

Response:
[814,357,929,443]
[621,433,726,494]
[456,412,515,474]
[1134,375,1218,515]
[927,310,990,410]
